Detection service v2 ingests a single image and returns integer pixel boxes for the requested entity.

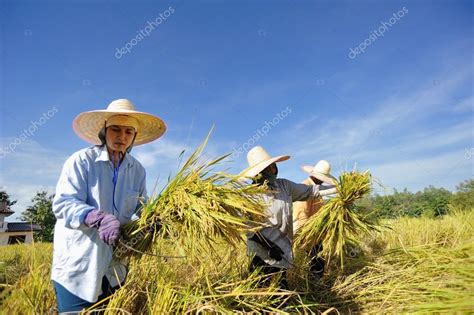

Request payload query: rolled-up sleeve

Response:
[52,154,95,229]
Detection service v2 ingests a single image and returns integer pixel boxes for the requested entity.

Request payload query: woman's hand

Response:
[84,209,106,228]
[319,186,337,197]
[84,210,121,246]
[98,214,121,246]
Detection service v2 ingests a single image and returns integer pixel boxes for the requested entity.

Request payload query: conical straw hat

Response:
[302,160,337,184]
[240,146,290,178]
[73,99,166,145]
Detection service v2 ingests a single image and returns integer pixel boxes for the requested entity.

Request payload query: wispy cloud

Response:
[350,120,473,162]
[133,138,191,168]
[369,150,472,193]
[289,65,471,157]
[277,64,473,192]
[453,95,473,113]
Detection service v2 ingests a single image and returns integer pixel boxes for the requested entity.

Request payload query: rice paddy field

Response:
[1,208,472,314]
[1,138,472,314]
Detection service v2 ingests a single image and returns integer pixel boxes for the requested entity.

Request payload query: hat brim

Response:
[240,155,290,179]
[301,165,338,185]
[73,109,166,146]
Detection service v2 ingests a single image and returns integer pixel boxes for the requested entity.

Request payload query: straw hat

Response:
[302,160,337,185]
[72,99,166,146]
[239,146,290,178]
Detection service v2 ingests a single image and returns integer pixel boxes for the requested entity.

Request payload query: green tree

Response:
[369,185,454,218]
[417,186,452,217]
[450,179,474,211]
[20,191,56,242]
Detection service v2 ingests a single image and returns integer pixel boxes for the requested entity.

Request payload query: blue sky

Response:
[0,0,472,220]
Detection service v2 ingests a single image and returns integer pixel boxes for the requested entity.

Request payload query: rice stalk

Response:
[114,130,268,259]
[295,170,378,269]
[1,245,55,314]
[328,242,474,313]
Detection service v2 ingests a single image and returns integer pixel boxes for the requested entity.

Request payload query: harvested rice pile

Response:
[295,170,378,268]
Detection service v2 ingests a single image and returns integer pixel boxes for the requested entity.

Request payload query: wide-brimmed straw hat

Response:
[72,99,167,146]
[239,146,290,178]
[302,160,337,185]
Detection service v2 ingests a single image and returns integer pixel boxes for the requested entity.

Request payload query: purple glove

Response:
[98,214,121,246]
[84,209,106,228]
[84,210,121,246]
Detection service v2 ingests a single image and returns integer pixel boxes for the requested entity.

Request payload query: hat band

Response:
[106,115,139,131]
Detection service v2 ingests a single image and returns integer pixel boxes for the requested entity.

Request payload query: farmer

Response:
[240,146,336,288]
[51,99,166,313]
[293,160,337,280]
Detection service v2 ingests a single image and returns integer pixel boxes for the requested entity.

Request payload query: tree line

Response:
[357,179,474,218]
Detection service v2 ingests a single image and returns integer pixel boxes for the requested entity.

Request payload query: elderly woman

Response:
[51,99,166,313]
[240,146,336,288]
[293,160,337,280]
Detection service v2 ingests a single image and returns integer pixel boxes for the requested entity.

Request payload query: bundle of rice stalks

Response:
[114,131,268,259]
[294,170,378,269]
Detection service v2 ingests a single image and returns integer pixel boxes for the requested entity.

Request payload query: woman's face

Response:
[268,163,278,175]
[310,176,323,185]
[105,125,136,152]
[262,163,278,176]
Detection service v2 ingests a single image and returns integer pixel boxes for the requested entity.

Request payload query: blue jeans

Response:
[53,277,119,313]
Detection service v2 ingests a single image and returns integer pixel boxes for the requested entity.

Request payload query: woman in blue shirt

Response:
[51,99,166,313]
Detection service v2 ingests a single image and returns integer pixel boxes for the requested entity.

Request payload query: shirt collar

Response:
[94,145,133,167]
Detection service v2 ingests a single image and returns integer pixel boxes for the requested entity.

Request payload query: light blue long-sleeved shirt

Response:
[51,145,147,302]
